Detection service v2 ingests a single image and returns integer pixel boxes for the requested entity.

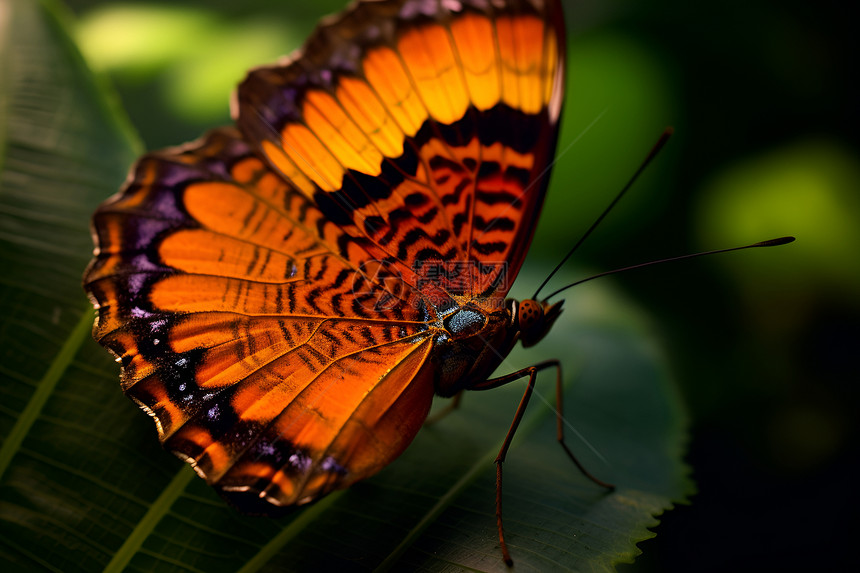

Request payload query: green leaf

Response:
[0,1,693,571]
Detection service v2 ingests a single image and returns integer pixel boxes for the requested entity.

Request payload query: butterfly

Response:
[83,0,599,564]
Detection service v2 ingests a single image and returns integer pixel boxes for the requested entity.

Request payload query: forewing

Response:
[235,0,566,303]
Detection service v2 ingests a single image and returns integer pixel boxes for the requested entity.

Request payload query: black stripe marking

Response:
[396,227,451,260]
[295,349,318,371]
[474,215,515,231]
[305,288,323,314]
[318,327,341,358]
[332,268,351,288]
[286,283,297,313]
[351,297,372,318]
[452,211,468,237]
[505,166,532,189]
[275,283,285,314]
[279,320,295,346]
[429,155,467,174]
[441,177,470,206]
[404,192,429,206]
[313,259,327,282]
[475,190,522,207]
[477,161,500,179]
[364,215,387,236]
[340,326,359,346]
[418,206,439,224]
[359,326,375,345]
[246,246,261,275]
[470,240,507,255]
[413,247,446,262]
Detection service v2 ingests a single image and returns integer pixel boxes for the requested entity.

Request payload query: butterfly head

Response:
[515,298,564,348]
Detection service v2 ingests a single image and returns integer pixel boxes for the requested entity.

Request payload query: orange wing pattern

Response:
[85,129,438,509]
[83,0,567,512]
[235,0,565,302]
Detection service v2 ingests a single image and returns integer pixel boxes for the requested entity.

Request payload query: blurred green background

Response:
[65,0,857,569]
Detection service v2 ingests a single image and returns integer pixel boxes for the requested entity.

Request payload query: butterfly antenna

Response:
[543,236,795,301]
[533,127,674,300]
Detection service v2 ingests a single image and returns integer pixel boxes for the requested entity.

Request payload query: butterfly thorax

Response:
[429,298,563,397]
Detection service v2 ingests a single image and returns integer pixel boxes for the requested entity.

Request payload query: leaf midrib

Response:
[0,308,92,481]
[102,467,197,573]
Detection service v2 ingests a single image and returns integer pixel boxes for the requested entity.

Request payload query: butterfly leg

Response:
[424,391,463,426]
[471,360,614,565]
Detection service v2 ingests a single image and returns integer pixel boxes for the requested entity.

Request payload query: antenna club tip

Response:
[757,236,796,247]
[664,126,675,136]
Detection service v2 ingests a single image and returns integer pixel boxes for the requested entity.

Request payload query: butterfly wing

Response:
[84,128,437,510]
[84,0,567,512]
[234,0,566,304]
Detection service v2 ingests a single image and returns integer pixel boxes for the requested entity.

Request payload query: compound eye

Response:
[443,307,487,337]
[518,299,544,333]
